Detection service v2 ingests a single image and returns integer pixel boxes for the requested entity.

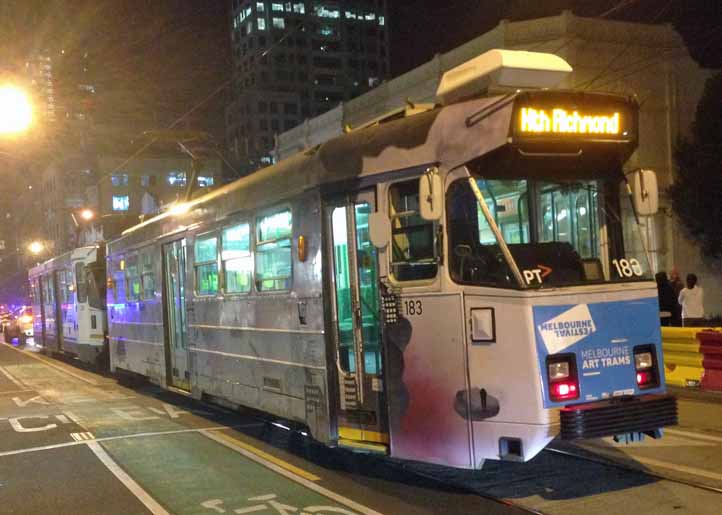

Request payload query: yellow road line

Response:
[205,429,321,482]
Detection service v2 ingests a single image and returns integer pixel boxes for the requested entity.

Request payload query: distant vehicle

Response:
[0,309,12,336]
[28,246,108,366]
[4,306,33,345]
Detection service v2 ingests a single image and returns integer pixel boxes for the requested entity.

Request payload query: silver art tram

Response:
[35,50,677,468]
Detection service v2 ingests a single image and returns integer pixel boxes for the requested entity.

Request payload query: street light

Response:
[79,209,95,221]
[0,85,33,135]
[27,241,45,255]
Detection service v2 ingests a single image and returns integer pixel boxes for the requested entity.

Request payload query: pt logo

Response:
[523,264,552,284]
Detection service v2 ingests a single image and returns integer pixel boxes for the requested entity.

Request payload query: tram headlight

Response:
[546,354,579,402]
[634,351,653,370]
[548,361,570,380]
[633,345,659,389]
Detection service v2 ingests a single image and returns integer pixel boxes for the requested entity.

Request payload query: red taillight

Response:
[551,380,578,400]
[636,370,653,386]
[633,345,659,390]
[547,354,580,402]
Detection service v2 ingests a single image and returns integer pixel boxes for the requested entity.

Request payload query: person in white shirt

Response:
[678,273,705,327]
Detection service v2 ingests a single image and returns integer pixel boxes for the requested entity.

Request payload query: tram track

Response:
[544,445,722,495]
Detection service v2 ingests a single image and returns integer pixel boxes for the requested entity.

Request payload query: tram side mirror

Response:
[369,211,391,249]
[630,169,659,216]
[419,168,443,221]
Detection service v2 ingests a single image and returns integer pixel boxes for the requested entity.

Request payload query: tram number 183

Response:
[403,299,423,316]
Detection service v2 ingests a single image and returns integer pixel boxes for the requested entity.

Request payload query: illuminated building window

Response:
[168,170,187,186]
[256,2,265,11]
[318,25,335,37]
[222,223,252,293]
[111,173,129,186]
[293,3,305,13]
[141,175,150,187]
[112,195,129,211]
[379,15,385,26]
[345,10,356,19]
[272,17,285,29]
[258,18,266,30]
[197,176,214,188]
[272,2,284,11]
[256,210,292,291]
[247,21,253,34]
[365,12,376,21]
[285,2,291,11]
[315,5,340,18]
[194,235,218,295]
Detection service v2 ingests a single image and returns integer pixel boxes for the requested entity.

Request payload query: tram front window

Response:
[447,176,652,288]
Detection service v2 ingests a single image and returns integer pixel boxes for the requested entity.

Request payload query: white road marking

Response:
[202,429,383,515]
[12,395,49,407]
[87,440,170,515]
[0,423,261,458]
[665,428,722,444]
[0,366,26,389]
[2,345,98,385]
[71,432,95,441]
[0,389,35,396]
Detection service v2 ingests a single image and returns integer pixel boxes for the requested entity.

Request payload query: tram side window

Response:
[57,270,72,304]
[42,276,54,305]
[125,256,141,301]
[222,223,252,293]
[141,252,156,300]
[194,235,219,295]
[255,210,292,291]
[113,268,126,304]
[389,179,437,281]
[75,262,88,303]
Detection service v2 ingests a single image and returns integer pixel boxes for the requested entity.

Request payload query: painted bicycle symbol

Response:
[201,495,359,515]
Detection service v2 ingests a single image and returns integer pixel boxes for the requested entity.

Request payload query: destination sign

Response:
[519,107,622,136]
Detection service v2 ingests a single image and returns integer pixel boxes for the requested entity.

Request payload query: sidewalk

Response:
[668,385,722,404]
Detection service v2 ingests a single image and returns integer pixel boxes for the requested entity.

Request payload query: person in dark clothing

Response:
[656,271,679,326]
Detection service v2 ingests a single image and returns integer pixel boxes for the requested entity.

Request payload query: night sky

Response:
[10,1,722,140]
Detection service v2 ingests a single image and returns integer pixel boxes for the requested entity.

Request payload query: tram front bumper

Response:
[559,393,678,440]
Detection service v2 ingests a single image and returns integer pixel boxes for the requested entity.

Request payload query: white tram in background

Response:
[29,246,108,366]
[36,50,677,469]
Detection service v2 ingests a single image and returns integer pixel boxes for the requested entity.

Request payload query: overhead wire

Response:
[92,18,308,190]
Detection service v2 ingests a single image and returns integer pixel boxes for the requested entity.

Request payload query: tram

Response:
[44,49,675,469]
[28,245,108,366]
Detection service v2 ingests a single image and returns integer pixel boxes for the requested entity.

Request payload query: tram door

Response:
[327,191,388,451]
[162,239,190,391]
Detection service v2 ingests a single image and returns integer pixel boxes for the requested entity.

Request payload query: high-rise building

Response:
[225,0,390,172]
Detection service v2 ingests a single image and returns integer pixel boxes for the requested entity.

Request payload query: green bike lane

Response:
[0,342,519,515]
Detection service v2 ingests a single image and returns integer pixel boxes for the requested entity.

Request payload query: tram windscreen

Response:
[446,177,653,288]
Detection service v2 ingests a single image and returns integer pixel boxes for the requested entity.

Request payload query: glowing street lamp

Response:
[0,85,33,135]
[79,209,95,221]
[27,241,45,255]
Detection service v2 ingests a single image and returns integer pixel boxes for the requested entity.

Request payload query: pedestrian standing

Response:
[669,266,684,325]
[678,273,705,327]
[655,271,677,326]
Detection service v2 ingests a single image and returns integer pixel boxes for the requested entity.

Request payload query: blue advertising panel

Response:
[533,298,666,408]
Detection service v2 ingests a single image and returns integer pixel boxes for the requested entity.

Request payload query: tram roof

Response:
[28,246,101,278]
[111,89,637,251]
[113,94,517,246]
